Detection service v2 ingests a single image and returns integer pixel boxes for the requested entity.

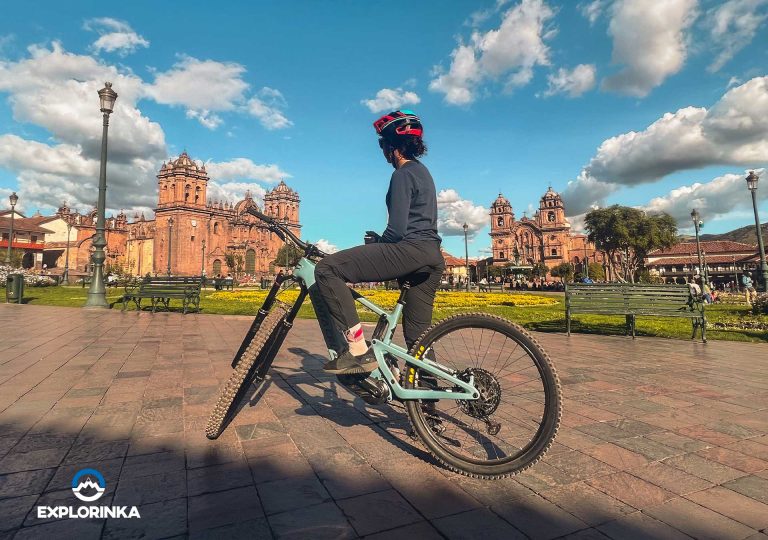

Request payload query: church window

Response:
[213,259,222,275]
[550,235,556,240]
[547,211,556,222]
[551,248,558,256]
[497,217,503,226]
[184,184,191,202]
[245,249,256,274]
[499,251,505,259]
[214,222,220,234]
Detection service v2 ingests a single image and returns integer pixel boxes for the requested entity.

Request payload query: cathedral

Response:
[43,152,300,278]
[489,187,599,270]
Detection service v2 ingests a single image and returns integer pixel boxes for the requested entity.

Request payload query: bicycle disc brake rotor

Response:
[457,368,501,418]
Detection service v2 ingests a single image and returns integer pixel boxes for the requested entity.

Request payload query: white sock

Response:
[346,323,367,356]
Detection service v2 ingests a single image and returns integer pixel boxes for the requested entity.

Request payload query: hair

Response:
[384,136,427,160]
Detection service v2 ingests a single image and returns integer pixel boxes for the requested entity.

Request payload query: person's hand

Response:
[364,231,381,244]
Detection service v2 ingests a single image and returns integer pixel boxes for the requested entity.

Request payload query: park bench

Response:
[122,276,203,314]
[565,283,706,342]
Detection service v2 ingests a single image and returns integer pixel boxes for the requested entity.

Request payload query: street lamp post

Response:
[201,238,206,277]
[732,255,739,293]
[167,217,174,276]
[4,192,18,265]
[85,82,117,308]
[691,209,705,283]
[746,171,768,291]
[584,243,589,280]
[462,222,469,292]
[63,220,72,285]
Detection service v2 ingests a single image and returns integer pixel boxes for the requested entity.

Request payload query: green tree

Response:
[584,205,677,283]
[587,262,605,281]
[487,265,504,279]
[1,248,25,268]
[530,262,549,279]
[224,252,245,278]
[273,243,303,268]
[550,262,575,282]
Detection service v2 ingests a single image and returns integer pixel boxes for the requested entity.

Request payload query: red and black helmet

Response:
[373,110,423,143]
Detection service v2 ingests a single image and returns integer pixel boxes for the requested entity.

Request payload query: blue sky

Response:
[0,0,766,257]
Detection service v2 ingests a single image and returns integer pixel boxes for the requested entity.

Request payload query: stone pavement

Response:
[0,304,767,540]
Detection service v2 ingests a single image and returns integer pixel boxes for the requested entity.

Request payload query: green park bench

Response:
[565,283,706,342]
[122,276,203,314]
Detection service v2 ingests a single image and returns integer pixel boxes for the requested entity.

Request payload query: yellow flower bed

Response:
[207,288,556,310]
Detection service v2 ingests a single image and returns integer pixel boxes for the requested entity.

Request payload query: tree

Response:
[587,262,605,281]
[584,205,677,283]
[487,265,504,279]
[1,248,24,268]
[273,243,303,268]
[225,251,244,278]
[550,262,575,282]
[530,262,549,279]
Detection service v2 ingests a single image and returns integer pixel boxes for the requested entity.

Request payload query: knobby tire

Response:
[205,304,290,439]
[404,313,562,479]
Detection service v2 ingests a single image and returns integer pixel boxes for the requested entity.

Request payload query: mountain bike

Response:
[206,208,562,478]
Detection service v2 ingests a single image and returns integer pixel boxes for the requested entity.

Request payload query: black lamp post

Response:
[463,222,469,292]
[4,192,18,265]
[746,171,768,291]
[201,238,206,277]
[691,209,705,283]
[85,82,117,308]
[167,217,174,276]
[63,220,72,285]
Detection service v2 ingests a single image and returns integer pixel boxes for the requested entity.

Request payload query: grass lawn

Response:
[14,285,768,343]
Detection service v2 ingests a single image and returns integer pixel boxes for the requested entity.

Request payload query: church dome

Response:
[171,151,198,170]
[541,186,562,202]
[492,193,511,208]
[272,180,293,194]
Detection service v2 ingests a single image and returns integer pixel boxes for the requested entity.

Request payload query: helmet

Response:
[373,110,423,143]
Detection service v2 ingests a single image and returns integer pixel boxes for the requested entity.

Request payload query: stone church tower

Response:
[153,152,300,277]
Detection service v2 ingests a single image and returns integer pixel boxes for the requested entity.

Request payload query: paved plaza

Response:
[0,304,767,539]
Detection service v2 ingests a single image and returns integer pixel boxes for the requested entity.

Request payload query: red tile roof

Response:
[649,241,756,256]
[0,216,55,235]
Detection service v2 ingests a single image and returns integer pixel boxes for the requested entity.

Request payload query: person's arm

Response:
[380,172,412,243]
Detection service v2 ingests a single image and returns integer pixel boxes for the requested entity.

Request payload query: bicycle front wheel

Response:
[404,313,561,478]
[206,303,290,440]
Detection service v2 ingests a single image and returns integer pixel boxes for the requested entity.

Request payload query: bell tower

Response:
[264,180,301,237]
[538,186,566,229]
[157,151,209,209]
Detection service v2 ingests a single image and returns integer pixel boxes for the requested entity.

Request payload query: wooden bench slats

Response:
[565,283,706,342]
[123,276,202,314]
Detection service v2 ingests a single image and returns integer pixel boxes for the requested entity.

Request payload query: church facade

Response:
[44,152,301,278]
[489,187,599,271]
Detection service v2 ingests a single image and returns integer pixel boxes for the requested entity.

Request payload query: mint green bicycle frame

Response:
[293,257,479,402]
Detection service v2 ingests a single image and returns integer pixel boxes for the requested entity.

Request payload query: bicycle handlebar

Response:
[245,207,328,259]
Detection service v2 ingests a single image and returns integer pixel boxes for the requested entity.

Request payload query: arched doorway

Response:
[22,252,34,269]
[213,259,222,275]
[245,249,256,274]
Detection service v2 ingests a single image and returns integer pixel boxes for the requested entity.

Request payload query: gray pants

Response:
[314,239,444,348]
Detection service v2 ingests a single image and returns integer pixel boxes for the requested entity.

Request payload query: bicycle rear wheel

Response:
[404,313,561,478]
[205,303,289,439]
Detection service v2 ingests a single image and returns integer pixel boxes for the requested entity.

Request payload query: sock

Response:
[346,323,367,356]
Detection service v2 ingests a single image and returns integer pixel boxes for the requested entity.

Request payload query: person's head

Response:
[745,271,751,278]
[373,110,427,168]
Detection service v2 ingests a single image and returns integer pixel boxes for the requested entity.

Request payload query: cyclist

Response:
[315,110,444,374]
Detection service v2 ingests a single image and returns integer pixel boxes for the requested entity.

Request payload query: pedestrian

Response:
[742,271,757,305]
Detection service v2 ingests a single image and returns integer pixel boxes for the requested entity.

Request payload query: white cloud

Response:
[544,64,596,97]
[602,0,698,97]
[185,109,223,130]
[315,239,339,254]
[437,189,488,236]
[84,18,149,56]
[430,0,555,105]
[204,158,289,184]
[205,181,267,207]
[562,76,768,214]
[0,42,291,216]
[706,0,768,72]
[642,169,767,224]
[579,0,605,25]
[246,87,292,130]
[146,55,248,113]
[361,88,421,113]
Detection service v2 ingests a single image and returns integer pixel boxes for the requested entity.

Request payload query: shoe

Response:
[323,348,378,374]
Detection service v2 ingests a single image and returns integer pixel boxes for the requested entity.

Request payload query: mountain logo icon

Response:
[71,469,106,502]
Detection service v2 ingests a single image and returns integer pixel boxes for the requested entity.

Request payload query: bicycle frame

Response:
[291,257,479,402]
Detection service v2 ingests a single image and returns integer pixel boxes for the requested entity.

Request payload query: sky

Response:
[0,0,767,258]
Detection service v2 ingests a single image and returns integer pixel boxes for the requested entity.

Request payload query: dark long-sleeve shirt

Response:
[380,160,442,244]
